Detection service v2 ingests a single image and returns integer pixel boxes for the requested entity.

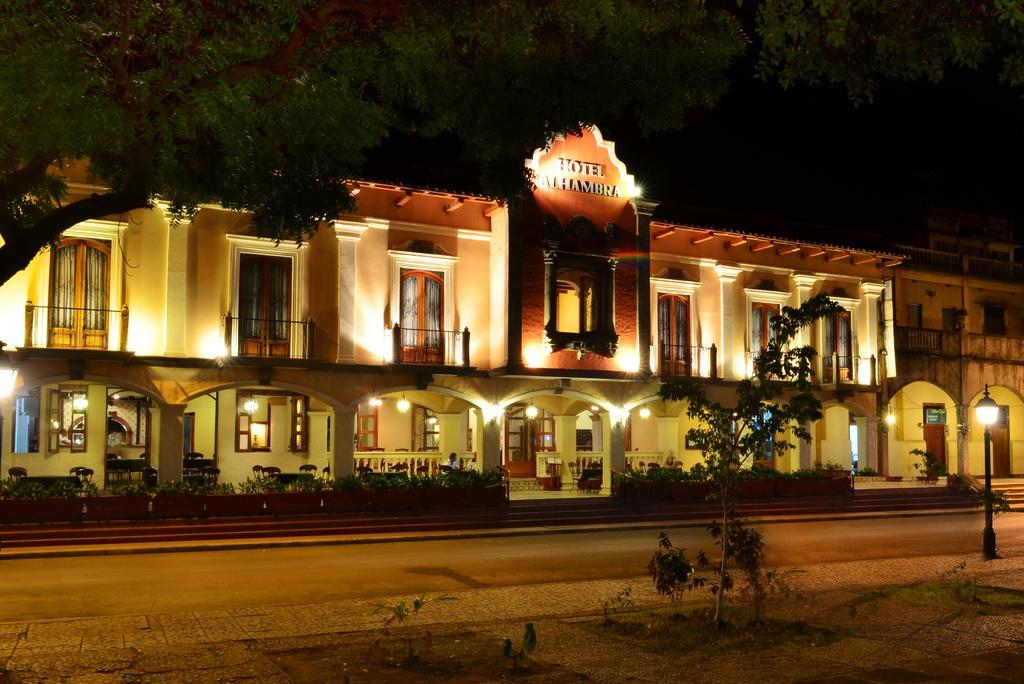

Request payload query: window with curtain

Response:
[399,269,443,361]
[237,254,292,356]
[658,294,690,375]
[824,309,853,381]
[48,239,111,348]
[751,302,779,352]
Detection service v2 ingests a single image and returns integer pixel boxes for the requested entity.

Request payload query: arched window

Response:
[658,294,690,376]
[238,254,292,357]
[48,238,111,349]
[400,269,443,362]
[823,309,853,382]
[556,269,600,333]
[751,302,780,352]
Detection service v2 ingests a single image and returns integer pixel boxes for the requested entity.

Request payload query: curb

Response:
[0,507,981,560]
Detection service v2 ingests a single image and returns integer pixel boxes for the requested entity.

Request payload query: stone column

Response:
[333,222,367,363]
[153,404,186,483]
[163,216,190,356]
[437,413,463,461]
[480,413,502,473]
[331,408,356,477]
[792,275,821,348]
[607,415,626,491]
[543,249,557,341]
[714,264,743,379]
[864,416,879,471]
[799,420,814,470]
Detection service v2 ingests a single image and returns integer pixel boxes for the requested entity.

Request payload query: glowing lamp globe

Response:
[243,397,259,415]
[976,387,998,427]
[525,405,539,419]
[397,396,411,414]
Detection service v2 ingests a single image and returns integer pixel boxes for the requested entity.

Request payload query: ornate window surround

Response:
[650,276,701,373]
[387,249,458,333]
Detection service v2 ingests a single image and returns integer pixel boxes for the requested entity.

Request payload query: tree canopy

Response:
[1,0,1022,285]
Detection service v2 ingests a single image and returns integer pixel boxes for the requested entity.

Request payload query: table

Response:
[17,476,82,489]
[268,473,316,486]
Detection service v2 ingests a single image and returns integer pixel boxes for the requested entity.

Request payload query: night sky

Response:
[365,57,1024,245]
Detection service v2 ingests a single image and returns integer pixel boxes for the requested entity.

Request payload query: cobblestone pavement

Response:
[3,549,1024,681]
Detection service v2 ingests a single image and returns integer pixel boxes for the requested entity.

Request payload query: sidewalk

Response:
[4,548,1024,682]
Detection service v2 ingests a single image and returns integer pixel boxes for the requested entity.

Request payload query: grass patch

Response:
[584,606,841,656]
[888,581,1024,614]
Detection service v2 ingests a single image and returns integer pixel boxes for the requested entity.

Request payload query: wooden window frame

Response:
[356,402,378,452]
[236,392,271,452]
[237,253,293,357]
[751,302,780,351]
[48,238,112,349]
[11,388,41,454]
[290,395,308,452]
[533,409,556,452]
[983,305,1006,335]
[413,405,440,452]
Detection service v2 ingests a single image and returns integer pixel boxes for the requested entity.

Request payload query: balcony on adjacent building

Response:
[967,333,1024,361]
[224,314,313,360]
[657,343,717,379]
[23,301,129,352]
[388,325,471,367]
[894,325,960,356]
[899,245,1024,281]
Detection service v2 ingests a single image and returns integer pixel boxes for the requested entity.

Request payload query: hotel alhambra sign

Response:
[525,126,637,201]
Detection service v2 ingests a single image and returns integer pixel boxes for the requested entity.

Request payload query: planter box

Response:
[885,476,904,482]
[0,498,83,523]
[774,479,823,498]
[463,484,505,508]
[669,482,708,501]
[916,476,940,483]
[84,496,150,520]
[204,494,266,517]
[617,480,638,500]
[370,489,422,511]
[737,480,775,499]
[153,494,206,519]
[322,489,371,514]
[422,488,468,509]
[266,491,323,515]
[854,476,887,483]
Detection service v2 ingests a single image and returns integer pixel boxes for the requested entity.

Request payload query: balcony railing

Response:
[894,325,960,356]
[820,353,877,386]
[899,245,1024,281]
[967,333,1024,361]
[389,325,470,367]
[23,301,128,351]
[224,314,313,359]
[657,343,717,379]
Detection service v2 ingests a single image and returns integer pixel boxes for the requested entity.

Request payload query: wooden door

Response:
[504,405,535,478]
[991,406,1011,477]
[238,254,292,357]
[823,309,852,382]
[922,403,947,469]
[399,270,444,363]
[48,239,111,349]
[657,294,690,376]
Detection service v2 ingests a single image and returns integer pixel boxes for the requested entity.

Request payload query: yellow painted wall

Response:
[886,381,959,476]
[186,393,217,458]
[965,385,1024,476]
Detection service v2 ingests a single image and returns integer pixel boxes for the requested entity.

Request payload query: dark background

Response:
[365,57,1024,244]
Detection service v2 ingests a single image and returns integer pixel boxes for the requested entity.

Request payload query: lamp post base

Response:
[983,527,998,561]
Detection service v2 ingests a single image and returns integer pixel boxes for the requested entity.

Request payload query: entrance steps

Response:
[992,478,1024,510]
[508,478,545,493]
[0,487,978,552]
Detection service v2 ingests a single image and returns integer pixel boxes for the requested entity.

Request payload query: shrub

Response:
[238,477,283,494]
[911,449,947,478]
[647,532,706,611]
[109,482,152,497]
[332,474,364,491]
[856,466,879,477]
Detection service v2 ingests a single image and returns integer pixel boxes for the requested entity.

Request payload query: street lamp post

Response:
[975,384,999,560]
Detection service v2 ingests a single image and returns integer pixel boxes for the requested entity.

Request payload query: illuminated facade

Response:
[0,127,904,488]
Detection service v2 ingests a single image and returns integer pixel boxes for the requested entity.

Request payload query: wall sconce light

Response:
[638,406,651,420]
[610,407,630,425]
[369,397,383,407]
[483,403,504,423]
[397,395,411,414]
[885,413,896,426]
[243,397,258,415]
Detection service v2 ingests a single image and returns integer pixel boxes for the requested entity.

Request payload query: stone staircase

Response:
[0,486,979,553]
[507,478,545,493]
[992,478,1024,510]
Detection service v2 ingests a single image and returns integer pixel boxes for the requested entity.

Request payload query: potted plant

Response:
[84,482,151,520]
[152,480,206,518]
[461,469,507,507]
[323,475,372,513]
[0,479,86,523]
[911,448,945,482]
[266,477,325,515]
[205,481,265,516]
[420,474,467,509]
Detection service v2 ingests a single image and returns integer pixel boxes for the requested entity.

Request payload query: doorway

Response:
[991,406,1011,477]
[922,403,948,469]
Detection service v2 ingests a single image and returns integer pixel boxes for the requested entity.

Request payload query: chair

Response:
[321,466,331,479]
[567,462,579,480]
[75,467,94,483]
[356,465,373,477]
[7,467,27,481]
[252,465,264,477]
[261,466,281,477]
[395,448,409,452]
[390,463,409,473]
[202,466,220,486]
[299,464,317,476]
[648,463,661,471]
[142,466,158,488]
[184,451,205,460]
[416,464,430,475]
[439,464,454,474]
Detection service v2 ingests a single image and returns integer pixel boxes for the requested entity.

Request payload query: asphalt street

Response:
[0,511,1014,622]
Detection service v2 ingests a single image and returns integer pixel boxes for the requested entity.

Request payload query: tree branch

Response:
[0,189,148,285]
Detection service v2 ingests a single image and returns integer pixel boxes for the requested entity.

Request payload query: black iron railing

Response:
[820,353,876,386]
[390,325,470,366]
[225,314,313,359]
[24,301,128,351]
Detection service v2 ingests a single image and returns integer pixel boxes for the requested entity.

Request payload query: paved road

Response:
[0,511,1017,622]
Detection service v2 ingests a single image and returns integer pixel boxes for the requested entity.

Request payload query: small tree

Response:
[659,293,840,624]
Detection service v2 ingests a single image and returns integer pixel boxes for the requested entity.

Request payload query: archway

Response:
[965,385,1024,478]
[886,381,960,477]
